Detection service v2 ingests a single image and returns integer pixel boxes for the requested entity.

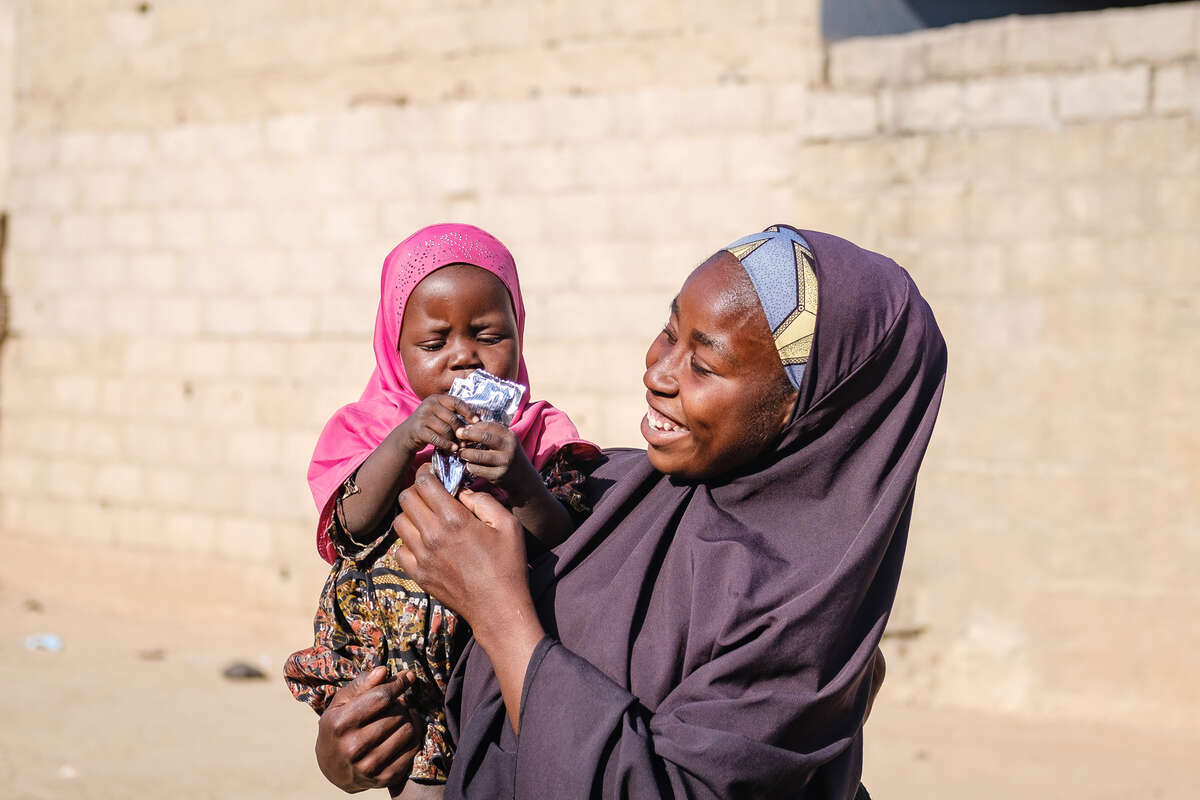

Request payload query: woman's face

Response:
[399,263,521,398]
[642,251,798,481]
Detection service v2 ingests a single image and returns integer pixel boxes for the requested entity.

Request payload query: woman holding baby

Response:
[312,225,946,800]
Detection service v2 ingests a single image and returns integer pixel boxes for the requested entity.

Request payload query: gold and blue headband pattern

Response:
[723,225,819,389]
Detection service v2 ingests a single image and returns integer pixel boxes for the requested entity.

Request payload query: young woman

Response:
[314,225,947,800]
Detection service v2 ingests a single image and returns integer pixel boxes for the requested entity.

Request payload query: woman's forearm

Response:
[469,596,546,735]
[338,427,417,537]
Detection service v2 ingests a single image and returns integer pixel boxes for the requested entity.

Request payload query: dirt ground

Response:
[3,542,1198,800]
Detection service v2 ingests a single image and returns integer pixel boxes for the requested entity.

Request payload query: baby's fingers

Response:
[455,421,512,451]
[457,447,506,467]
[414,424,458,452]
[432,394,480,424]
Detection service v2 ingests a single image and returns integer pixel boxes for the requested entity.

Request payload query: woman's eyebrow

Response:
[691,328,733,360]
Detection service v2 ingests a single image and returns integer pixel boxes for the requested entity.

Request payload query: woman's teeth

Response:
[648,407,687,433]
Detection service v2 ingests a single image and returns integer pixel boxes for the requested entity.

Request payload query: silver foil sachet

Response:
[432,369,525,496]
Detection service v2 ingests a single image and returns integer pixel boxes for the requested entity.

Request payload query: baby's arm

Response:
[454,422,576,548]
[338,395,477,541]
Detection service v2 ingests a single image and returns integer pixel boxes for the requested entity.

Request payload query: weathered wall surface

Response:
[0,0,1197,729]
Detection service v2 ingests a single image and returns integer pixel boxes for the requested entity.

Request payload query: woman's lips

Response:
[641,404,690,446]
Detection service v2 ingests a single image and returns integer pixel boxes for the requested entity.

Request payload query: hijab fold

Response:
[308,224,591,564]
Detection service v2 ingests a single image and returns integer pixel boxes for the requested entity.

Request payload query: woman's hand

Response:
[392,467,547,733]
[392,466,532,635]
[454,421,541,502]
[315,667,425,793]
[395,395,478,456]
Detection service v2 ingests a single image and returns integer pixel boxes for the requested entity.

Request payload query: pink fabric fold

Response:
[308,223,593,563]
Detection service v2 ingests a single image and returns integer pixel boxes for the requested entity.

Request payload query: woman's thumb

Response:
[458,488,510,527]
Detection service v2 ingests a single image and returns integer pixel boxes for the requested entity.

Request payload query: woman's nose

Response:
[643,342,678,395]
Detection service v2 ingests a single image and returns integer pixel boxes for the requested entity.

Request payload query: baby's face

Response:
[399,263,520,398]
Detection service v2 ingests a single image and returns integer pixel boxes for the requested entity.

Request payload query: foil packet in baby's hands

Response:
[432,369,525,496]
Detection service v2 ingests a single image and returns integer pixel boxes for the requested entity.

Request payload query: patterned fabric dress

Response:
[284,447,593,785]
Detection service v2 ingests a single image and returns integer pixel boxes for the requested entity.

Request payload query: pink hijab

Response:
[308,223,593,563]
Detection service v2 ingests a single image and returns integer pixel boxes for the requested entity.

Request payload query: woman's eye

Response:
[417,341,444,351]
[690,356,711,376]
[477,334,504,345]
[661,325,677,345]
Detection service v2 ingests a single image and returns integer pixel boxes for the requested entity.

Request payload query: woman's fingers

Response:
[399,471,443,532]
[333,675,414,736]
[458,489,519,532]
[347,703,417,764]
[393,511,431,559]
[316,669,418,792]
[360,719,422,786]
[335,665,390,704]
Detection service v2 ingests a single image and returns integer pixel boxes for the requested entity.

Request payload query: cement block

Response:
[963,75,1055,129]
[805,91,880,140]
[883,82,965,133]
[227,429,284,469]
[325,106,390,154]
[204,297,259,336]
[265,112,323,156]
[106,211,157,249]
[923,16,1012,80]
[828,35,927,91]
[574,139,648,189]
[102,131,154,166]
[1056,66,1150,122]
[79,170,131,209]
[58,131,103,168]
[149,297,204,336]
[1153,64,1200,117]
[646,136,726,187]
[11,132,58,172]
[154,210,210,250]
[537,94,615,143]
[58,213,107,251]
[209,208,262,248]
[1004,12,1110,72]
[27,171,76,211]
[1105,3,1198,64]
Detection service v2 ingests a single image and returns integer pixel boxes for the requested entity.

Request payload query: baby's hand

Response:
[398,394,478,455]
[455,422,539,500]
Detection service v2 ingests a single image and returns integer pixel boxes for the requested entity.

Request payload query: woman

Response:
[314,226,947,799]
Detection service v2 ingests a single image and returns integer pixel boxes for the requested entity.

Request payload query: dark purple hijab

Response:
[443,229,948,799]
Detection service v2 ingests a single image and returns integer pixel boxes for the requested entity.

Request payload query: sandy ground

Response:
[3,547,1198,800]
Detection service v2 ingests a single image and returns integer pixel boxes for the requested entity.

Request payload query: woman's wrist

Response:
[470,595,544,660]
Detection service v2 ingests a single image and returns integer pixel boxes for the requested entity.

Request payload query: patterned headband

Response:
[723,225,819,389]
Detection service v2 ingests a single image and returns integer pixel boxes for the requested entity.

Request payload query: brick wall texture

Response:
[0,0,1197,728]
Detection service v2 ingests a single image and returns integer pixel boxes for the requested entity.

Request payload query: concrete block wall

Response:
[0,0,1197,728]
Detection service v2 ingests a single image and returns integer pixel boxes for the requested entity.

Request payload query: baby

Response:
[285,224,596,796]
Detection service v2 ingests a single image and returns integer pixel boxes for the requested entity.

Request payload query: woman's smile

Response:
[641,400,691,445]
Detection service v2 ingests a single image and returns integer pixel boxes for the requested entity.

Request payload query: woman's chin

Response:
[641,415,697,477]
